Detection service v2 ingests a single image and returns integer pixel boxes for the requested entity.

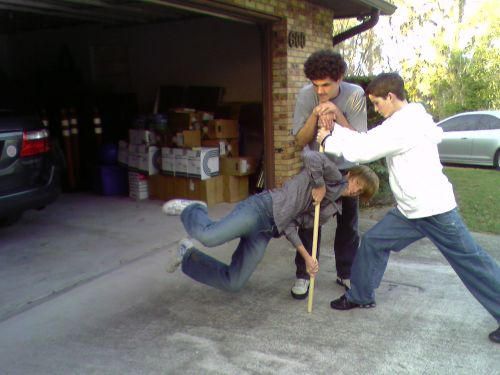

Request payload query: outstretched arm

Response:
[317,123,414,163]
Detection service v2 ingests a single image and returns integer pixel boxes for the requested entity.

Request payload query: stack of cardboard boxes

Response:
[119,111,258,205]
[145,111,258,205]
[121,128,161,200]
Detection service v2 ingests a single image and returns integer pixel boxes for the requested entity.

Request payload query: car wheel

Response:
[494,149,500,170]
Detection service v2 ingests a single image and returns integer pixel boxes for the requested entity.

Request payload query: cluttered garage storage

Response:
[0,2,265,206]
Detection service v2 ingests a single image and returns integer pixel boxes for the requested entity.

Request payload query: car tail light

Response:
[20,129,50,157]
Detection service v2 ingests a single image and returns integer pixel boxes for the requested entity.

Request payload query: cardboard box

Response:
[220,156,258,176]
[173,176,189,198]
[128,153,140,169]
[148,174,176,201]
[223,175,249,203]
[173,148,188,176]
[161,147,174,157]
[128,143,140,154]
[128,172,149,200]
[161,156,175,175]
[201,138,239,157]
[129,129,155,145]
[168,111,199,132]
[138,146,160,176]
[183,130,201,148]
[226,139,239,157]
[150,175,223,206]
[160,147,175,175]
[186,175,224,206]
[206,119,238,139]
[148,174,163,200]
[186,147,219,180]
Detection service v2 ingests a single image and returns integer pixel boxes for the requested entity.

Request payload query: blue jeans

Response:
[347,208,500,322]
[180,192,276,292]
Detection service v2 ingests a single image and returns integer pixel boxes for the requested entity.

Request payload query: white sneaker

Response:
[162,199,207,216]
[165,237,194,273]
[291,278,310,299]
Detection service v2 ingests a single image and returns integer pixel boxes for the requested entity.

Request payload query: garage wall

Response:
[4,17,262,112]
[0,35,8,75]
[124,17,262,110]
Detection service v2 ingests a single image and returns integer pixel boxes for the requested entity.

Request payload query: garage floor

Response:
[0,193,499,374]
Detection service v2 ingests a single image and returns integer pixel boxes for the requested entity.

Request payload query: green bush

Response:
[364,159,394,207]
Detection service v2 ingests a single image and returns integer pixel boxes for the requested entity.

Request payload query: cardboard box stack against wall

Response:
[125,126,160,200]
[149,109,257,205]
[116,107,257,206]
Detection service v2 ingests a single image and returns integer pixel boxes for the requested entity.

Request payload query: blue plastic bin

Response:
[100,165,128,196]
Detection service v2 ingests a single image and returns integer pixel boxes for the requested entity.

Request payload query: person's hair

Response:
[304,50,347,81]
[366,72,406,100]
[348,165,379,202]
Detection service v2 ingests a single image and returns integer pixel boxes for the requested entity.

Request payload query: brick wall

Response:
[223,0,335,186]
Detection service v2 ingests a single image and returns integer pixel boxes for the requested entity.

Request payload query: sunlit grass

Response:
[443,167,500,234]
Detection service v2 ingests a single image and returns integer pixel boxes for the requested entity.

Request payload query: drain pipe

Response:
[332,9,380,47]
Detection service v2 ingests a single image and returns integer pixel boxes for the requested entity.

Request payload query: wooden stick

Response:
[307,144,324,313]
[307,198,321,313]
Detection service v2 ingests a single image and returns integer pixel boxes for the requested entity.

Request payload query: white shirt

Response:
[323,103,457,218]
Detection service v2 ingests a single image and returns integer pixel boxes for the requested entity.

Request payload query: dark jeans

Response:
[295,195,359,280]
[346,208,500,323]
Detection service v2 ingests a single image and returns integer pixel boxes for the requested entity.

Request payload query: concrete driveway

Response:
[0,193,499,375]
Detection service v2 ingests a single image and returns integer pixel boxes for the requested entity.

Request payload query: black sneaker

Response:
[330,294,376,310]
[489,326,500,344]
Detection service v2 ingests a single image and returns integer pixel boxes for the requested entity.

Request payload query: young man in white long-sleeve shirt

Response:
[317,72,500,344]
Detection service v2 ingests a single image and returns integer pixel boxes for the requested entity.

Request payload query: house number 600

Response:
[288,31,306,48]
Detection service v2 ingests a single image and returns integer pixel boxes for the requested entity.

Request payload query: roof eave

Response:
[356,0,396,16]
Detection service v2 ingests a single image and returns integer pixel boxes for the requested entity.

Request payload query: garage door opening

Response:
[0,2,274,205]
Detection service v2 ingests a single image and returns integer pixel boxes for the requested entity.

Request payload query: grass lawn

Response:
[443,167,500,234]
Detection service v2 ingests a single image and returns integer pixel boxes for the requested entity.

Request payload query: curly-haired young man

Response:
[291,50,367,299]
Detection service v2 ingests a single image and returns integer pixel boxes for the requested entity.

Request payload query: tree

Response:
[332,18,383,76]
[428,0,499,118]
[333,1,499,118]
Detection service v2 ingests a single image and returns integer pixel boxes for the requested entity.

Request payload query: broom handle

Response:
[307,144,324,313]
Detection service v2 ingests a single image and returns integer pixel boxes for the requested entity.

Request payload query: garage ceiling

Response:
[0,0,396,34]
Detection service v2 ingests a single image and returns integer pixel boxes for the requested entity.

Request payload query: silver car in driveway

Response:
[437,110,500,169]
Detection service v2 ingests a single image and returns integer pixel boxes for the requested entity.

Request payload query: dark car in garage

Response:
[0,111,61,224]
